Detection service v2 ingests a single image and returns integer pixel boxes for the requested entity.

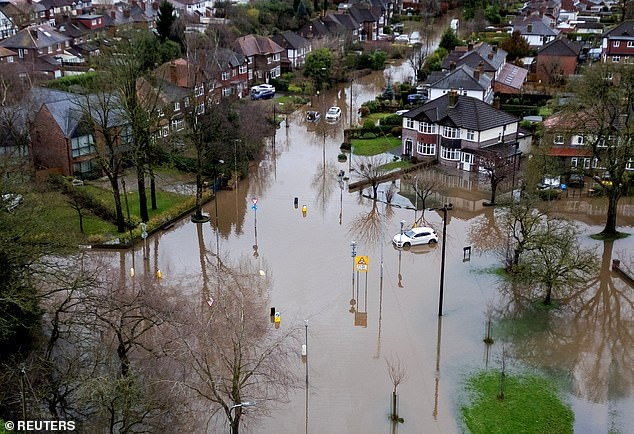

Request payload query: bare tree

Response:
[476,149,517,205]
[352,155,391,199]
[403,168,442,223]
[386,354,407,423]
[172,262,301,434]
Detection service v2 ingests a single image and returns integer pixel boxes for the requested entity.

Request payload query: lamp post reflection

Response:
[438,205,448,316]
[252,197,259,257]
[350,241,356,313]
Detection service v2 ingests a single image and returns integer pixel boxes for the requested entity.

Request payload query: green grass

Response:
[35,184,194,244]
[462,371,574,434]
[382,160,412,171]
[351,136,402,156]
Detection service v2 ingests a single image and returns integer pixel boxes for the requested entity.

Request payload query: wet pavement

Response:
[97,23,634,433]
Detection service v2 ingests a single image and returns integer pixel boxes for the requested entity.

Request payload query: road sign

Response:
[252,197,258,204]
[355,255,369,272]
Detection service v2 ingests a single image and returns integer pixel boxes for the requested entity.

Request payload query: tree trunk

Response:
[544,285,552,305]
[391,390,398,421]
[602,188,620,235]
[110,177,126,233]
[150,172,157,210]
[194,171,203,219]
[137,168,149,223]
[490,179,499,204]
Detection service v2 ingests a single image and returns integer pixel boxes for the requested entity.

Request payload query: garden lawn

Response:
[461,371,573,434]
[350,136,402,156]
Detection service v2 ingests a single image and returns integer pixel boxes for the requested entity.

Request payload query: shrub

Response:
[391,126,402,136]
[380,114,403,126]
[362,132,378,139]
[363,119,377,130]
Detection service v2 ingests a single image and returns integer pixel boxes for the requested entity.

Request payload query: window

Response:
[571,157,579,168]
[628,41,634,48]
[440,146,460,161]
[71,135,95,158]
[614,41,620,47]
[554,134,564,145]
[404,138,413,155]
[73,159,98,177]
[7,56,12,63]
[195,84,204,97]
[222,87,232,97]
[267,56,272,64]
[18,49,26,58]
[174,102,180,111]
[239,65,247,74]
[417,142,436,155]
[184,97,190,108]
[583,158,591,169]
[418,122,436,134]
[157,108,164,117]
[221,71,230,81]
[273,53,280,62]
[443,126,460,139]
[162,125,169,137]
[47,46,52,54]
[231,69,236,77]
[405,118,414,129]
[612,56,620,63]
[196,103,204,115]
[466,130,475,141]
[575,135,584,145]
[171,118,184,131]
[627,159,634,170]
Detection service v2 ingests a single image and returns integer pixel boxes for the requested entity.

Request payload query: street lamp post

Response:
[438,205,448,316]
[214,160,225,264]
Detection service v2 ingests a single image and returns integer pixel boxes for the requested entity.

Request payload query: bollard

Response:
[302,205,307,217]
[130,267,135,277]
[270,307,276,316]
[274,312,281,323]
[294,197,298,208]
[156,269,162,280]
[463,246,472,262]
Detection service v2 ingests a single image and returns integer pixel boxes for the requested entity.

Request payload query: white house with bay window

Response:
[401,92,523,172]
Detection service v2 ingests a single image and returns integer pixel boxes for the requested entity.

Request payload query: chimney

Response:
[169,60,177,84]
[448,89,458,108]
[152,1,159,10]
[110,10,116,19]
[527,23,533,32]
[474,69,480,80]
[492,45,497,52]
[141,1,145,11]
[449,61,456,70]
[488,52,494,59]
[467,42,473,51]
[123,8,130,17]
[30,29,38,39]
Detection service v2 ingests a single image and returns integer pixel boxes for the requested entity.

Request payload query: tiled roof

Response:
[405,94,518,131]
[495,63,528,90]
[271,31,311,50]
[233,34,284,57]
[0,25,70,50]
[428,64,492,91]
[603,20,634,38]
[538,37,581,56]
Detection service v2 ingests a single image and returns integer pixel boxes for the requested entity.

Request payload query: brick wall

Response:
[31,106,71,176]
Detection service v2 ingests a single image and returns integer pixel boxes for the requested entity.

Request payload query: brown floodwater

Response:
[96,23,634,434]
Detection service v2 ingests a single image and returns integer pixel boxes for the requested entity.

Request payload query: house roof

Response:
[441,42,506,73]
[271,31,311,50]
[233,34,284,57]
[0,25,70,50]
[512,16,559,37]
[348,4,379,23]
[495,63,528,90]
[405,93,518,131]
[327,12,358,31]
[603,20,634,38]
[428,64,492,92]
[537,37,581,56]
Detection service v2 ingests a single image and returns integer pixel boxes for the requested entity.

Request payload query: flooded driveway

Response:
[102,37,633,434]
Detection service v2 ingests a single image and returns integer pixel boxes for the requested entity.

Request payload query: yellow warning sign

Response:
[355,255,369,272]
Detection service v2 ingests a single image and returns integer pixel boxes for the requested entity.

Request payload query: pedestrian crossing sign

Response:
[355,255,369,272]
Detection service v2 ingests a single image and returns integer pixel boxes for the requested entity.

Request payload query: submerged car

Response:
[392,226,438,248]
[325,106,342,122]
[306,111,321,122]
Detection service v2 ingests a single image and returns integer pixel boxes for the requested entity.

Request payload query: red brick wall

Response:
[31,106,71,176]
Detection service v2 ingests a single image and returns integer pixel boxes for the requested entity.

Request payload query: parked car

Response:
[567,173,585,188]
[306,111,321,122]
[2,193,23,212]
[251,84,275,94]
[394,34,410,43]
[251,89,275,100]
[392,226,438,248]
[407,93,428,104]
[394,109,409,116]
[325,106,342,122]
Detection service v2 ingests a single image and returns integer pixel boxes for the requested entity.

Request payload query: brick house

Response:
[534,37,581,85]
[400,92,523,172]
[232,35,283,85]
[601,20,634,64]
[0,24,71,79]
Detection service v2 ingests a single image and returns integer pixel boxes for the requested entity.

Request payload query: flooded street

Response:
[101,33,633,433]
